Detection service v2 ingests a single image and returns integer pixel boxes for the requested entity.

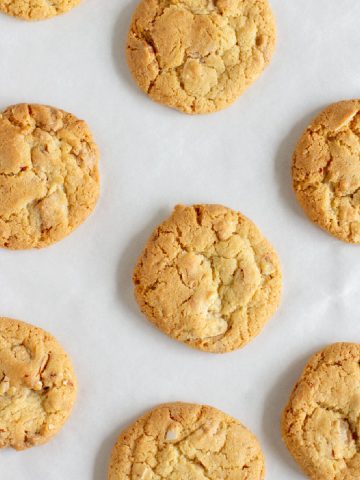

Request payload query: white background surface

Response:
[1,0,360,478]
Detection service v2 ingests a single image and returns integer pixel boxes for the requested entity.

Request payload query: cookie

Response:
[0,0,81,20]
[292,100,360,243]
[0,317,77,450]
[0,103,99,249]
[133,204,282,353]
[282,343,360,480]
[109,402,265,479]
[126,0,276,114]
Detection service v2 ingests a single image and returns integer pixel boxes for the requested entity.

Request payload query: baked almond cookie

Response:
[109,402,265,479]
[133,204,282,353]
[293,100,360,243]
[0,0,81,20]
[0,103,99,249]
[0,317,77,450]
[126,0,276,114]
[282,343,360,480]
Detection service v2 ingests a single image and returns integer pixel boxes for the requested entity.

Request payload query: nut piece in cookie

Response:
[0,317,77,450]
[0,103,100,249]
[0,0,82,20]
[133,204,282,353]
[109,402,265,479]
[292,100,360,243]
[282,343,360,480]
[126,0,276,114]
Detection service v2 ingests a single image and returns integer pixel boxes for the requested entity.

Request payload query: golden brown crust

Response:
[133,204,282,353]
[0,317,77,450]
[0,103,99,249]
[0,0,81,20]
[281,343,360,480]
[109,402,265,480]
[126,0,276,114]
[293,100,360,243]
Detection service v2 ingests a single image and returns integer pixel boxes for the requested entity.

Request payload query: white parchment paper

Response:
[1,0,360,478]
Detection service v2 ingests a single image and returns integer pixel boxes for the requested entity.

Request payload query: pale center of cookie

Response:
[175,241,264,339]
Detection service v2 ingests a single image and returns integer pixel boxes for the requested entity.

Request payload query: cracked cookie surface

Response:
[109,402,265,480]
[126,0,276,114]
[282,343,360,480]
[133,204,282,353]
[0,103,99,249]
[0,0,81,20]
[293,100,360,243]
[0,317,77,450]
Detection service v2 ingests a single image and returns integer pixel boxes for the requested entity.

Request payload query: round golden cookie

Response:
[0,103,99,249]
[0,0,81,20]
[282,343,360,480]
[126,0,276,114]
[133,204,282,353]
[109,402,265,480]
[293,100,360,243]
[0,317,77,450]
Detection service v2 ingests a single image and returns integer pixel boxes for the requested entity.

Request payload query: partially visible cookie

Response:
[0,0,81,20]
[133,204,282,353]
[293,100,360,243]
[126,0,276,114]
[282,343,360,480]
[0,317,77,450]
[109,402,265,480]
[0,103,99,249]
